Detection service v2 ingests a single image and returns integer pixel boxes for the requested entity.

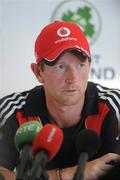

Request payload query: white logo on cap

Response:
[57,27,70,37]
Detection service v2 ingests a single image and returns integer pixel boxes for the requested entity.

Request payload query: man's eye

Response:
[79,63,86,68]
[56,64,65,69]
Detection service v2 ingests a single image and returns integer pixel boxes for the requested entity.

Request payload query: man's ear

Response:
[31,63,44,83]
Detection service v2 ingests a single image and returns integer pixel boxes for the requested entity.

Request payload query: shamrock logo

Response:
[51,0,101,44]
[61,6,95,38]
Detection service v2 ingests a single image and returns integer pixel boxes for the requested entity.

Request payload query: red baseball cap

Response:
[35,21,91,64]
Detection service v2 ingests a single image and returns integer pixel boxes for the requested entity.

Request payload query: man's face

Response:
[39,51,90,106]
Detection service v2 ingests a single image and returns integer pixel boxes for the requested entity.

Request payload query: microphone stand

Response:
[29,150,49,180]
[16,145,32,180]
[73,152,88,180]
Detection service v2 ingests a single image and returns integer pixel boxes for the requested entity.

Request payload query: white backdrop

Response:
[0,0,120,97]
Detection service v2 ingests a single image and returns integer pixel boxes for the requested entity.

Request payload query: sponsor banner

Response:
[51,0,120,88]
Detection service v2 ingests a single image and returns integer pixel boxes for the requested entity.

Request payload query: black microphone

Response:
[73,129,101,180]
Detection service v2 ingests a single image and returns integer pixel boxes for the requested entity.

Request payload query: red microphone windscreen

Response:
[32,124,63,161]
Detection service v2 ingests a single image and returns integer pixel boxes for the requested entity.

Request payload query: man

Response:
[0,21,120,180]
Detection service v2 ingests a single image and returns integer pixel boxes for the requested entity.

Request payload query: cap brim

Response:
[43,45,90,63]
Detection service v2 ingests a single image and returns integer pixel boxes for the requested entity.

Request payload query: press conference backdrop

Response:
[0,0,120,97]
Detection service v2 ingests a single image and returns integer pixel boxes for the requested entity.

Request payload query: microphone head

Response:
[32,124,63,161]
[76,129,101,157]
[15,121,42,151]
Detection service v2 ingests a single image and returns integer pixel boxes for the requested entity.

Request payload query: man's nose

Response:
[65,68,78,84]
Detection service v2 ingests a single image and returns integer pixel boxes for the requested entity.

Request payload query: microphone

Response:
[73,129,101,180]
[14,121,42,180]
[30,124,63,180]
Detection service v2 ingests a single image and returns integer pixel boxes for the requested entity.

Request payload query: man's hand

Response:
[0,167,15,180]
[48,153,120,180]
[48,169,58,180]
[84,153,120,180]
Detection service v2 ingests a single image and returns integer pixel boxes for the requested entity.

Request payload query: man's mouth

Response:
[63,89,78,93]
